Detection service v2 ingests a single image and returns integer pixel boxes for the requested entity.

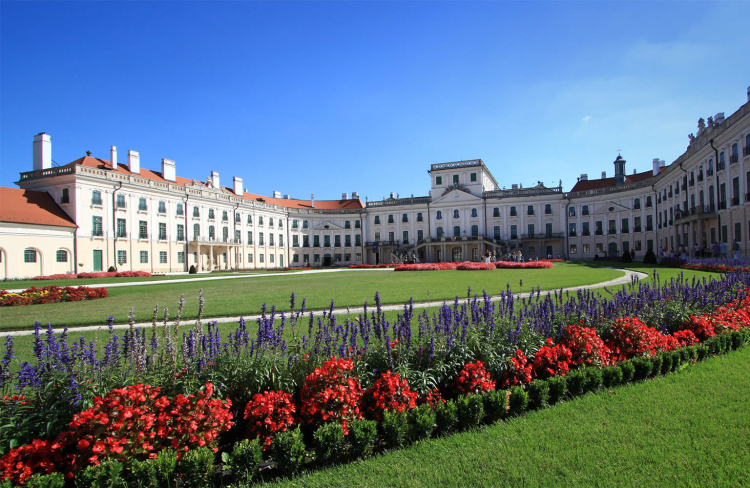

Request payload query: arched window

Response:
[699,190,705,207]
[452,247,462,262]
[436,227,444,238]
[471,208,478,218]
[453,226,461,237]
[56,250,68,262]
[269,217,274,227]
[258,216,264,225]
[708,159,714,171]
[436,211,442,220]
[709,186,715,207]
[471,225,479,236]
[209,208,215,220]
[24,249,37,263]
[471,248,479,262]
[634,198,640,209]
[247,214,253,224]
[453,210,459,219]
[690,194,695,210]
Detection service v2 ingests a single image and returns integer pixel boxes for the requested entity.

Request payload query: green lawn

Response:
[263,346,750,488]
[0,263,623,331]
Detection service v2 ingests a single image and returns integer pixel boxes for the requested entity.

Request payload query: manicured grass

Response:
[263,347,750,488]
[0,263,623,330]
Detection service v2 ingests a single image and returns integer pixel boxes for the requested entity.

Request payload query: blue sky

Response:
[1,1,748,201]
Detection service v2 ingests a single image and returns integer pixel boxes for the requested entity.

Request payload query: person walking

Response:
[720,241,728,259]
[712,242,721,258]
[733,241,740,260]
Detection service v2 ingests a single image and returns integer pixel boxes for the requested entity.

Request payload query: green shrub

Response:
[720,334,731,353]
[456,394,484,429]
[25,473,65,488]
[669,351,681,372]
[270,428,306,474]
[632,357,653,380]
[77,459,128,488]
[408,404,436,440]
[177,447,215,488]
[1,478,11,488]
[527,380,549,410]
[348,419,378,458]
[649,354,663,377]
[380,409,409,448]
[730,331,743,350]
[566,369,587,396]
[508,386,528,416]
[686,345,699,361]
[620,251,632,263]
[643,249,657,264]
[619,360,635,383]
[584,368,603,392]
[679,347,691,364]
[602,365,623,388]
[547,375,567,404]
[482,389,510,422]
[130,449,178,488]
[435,400,458,435]
[313,422,347,463]
[226,439,262,483]
[108,266,117,273]
[660,353,672,375]
[189,264,197,274]
[696,344,709,360]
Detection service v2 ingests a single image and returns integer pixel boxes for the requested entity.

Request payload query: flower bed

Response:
[2,270,750,485]
[348,264,396,269]
[395,261,494,271]
[31,271,152,280]
[0,285,107,307]
[494,261,554,269]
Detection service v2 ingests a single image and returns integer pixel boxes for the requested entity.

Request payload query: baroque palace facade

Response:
[2,86,750,279]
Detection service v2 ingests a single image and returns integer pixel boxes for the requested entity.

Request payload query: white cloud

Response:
[582,115,591,123]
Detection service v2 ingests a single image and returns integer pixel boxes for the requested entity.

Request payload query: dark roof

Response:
[570,169,653,193]
[0,187,77,228]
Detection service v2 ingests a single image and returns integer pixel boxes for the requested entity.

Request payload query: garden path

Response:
[5,268,647,336]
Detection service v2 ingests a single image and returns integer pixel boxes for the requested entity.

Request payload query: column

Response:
[688,221,695,257]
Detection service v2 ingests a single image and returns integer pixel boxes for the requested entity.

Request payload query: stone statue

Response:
[707,116,714,128]
[698,118,706,133]
[205,176,213,188]
[688,133,695,143]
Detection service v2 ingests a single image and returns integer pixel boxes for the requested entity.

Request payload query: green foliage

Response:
[313,422,347,463]
[0,478,11,488]
[77,459,128,488]
[408,404,436,440]
[527,380,549,409]
[584,368,603,392]
[619,360,635,383]
[25,473,65,488]
[270,428,307,474]
[108,266,117,273]
[620,251,633,263]
[177,446,216,488]
[380,409,409,448]
[648,354,662,377]
[632,357,653,380]
[660,353,673,375]
[566,369,587,396]
[189,264,197,274]
[643,249,658,264]
[130,449,178,488]
[547,375,567,404]
[730,331,743,350]
[348,419,378,458]
[482,389,510,422]
[679,348,691,364]
[456,394,485,429]
[696,344,709,360]
[508,386,528,415]
[602,365,623,388]
[434,400,458,435]
[226,439,263,483]
[669,351,681,372]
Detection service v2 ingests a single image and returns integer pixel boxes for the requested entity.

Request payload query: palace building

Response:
[2,86,750,279]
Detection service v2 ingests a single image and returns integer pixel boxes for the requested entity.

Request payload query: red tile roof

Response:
[570,170,654,193]
[0,187,77,228]
[67,156,364,210]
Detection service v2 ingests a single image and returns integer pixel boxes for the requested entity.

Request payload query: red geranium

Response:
[561,324,611,367]
[363,371,418,421]
[299,357,363,435]
[499,351,532,389]
[531,338,574,379]
[243,390,296,449]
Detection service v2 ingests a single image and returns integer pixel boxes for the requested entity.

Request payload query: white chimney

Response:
[601,171,606,179]
[272,191,281,198]
[580,174,588,181]
[311,194,315,208]
[111,146,118,170]
[714,113,725,125]
[128,150,140,174]
[352,191,359,199]
[284,195,290,199]
[233,176,243,196]
[653,159,660,176]
[211,171,220,188]
[33,132,52,171]
[390,192,395,199]
[342,192,349,200]
[162,159,176,182]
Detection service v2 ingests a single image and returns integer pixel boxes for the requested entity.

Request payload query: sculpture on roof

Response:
[205,176,214,188]
[697,118,706,133]
[707,116,714,128]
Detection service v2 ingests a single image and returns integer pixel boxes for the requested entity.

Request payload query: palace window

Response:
[116,194,126,208]
[24,249,37,263]
[177,224,185,241]
[139,221,148,239]
[208,209,215,220]
[176,203,184,216]
[375,216,381,224]
[193,206,200,217]
[140,251,148,264]
[159,223,167,240]
[471,208,478,218]
[91,190,102,206]
[61,188,70,204]
[117,250,127,265]
[436,176,442,185]
[160,252,167,264]
[436,211,442,220]
[56,250,68,263]
[453,210,460,219]
[92,216,103,237]
[139,198,147,211]
[158,201,166,214]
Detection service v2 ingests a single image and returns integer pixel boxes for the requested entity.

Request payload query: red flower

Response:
[299,357,363,435]
[243,390,296,449]
[363,371,418,421]
[453,361,497,394]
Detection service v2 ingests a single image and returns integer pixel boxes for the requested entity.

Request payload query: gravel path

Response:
[4,268,648,337]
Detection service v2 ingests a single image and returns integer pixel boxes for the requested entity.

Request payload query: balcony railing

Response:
[730,154,739,164]
[633,205,641,210]
[719,201,727,210]
[718,162,725,171]
[116,231,127,238]
[621,228,630,234]
[707,169,714,176]
[139,233,149,239]
[698,174,704,182]
[744,146,750,157]
[633,226,641,233]
[191,236,242,244]
[569,231,577,237]
[646,226,653,232]
[594,230,603,236]
[92,230,104,237]
[582,230,590,236]
[91,198,103,206]
[608,229,617,235]
[732,197,740,206]
[365,240,402,247]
